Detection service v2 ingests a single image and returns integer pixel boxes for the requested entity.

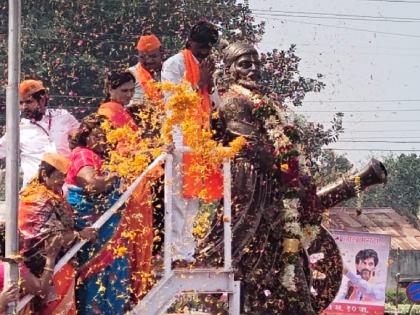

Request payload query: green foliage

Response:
[362,154,420,216]
[0,0,343,207]
[260,45,326,106]
[385,303,420,315]
[386,289,410,305]
[314,149,353,186]
[0,0,265,120]
[1,0,340,151]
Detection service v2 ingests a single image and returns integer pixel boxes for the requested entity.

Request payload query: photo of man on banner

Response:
[324,231,391,315]
[340,249,384,302]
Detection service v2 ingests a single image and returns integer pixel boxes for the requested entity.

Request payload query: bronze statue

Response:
[198,42,387,314]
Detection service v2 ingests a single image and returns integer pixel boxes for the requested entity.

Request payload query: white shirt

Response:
[128,63,161,104]
[161,51,220,147]
[0,108,79,187]
[338,270,384,302]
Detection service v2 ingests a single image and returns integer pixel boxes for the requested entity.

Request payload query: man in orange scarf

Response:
[128,34,163,104]
[161,21,221,265]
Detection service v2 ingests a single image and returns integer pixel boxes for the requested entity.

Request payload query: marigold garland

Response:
[101,120,162,182]
[159,81,246,199]
[101,82,246,192]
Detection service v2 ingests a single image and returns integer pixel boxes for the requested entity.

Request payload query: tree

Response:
[361,154,420,219]
[0,0,265,119]
[0,0,337,136]
[0,1,345,313]
[315,149,353,185]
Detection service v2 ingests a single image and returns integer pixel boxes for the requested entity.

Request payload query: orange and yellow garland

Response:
[159,81,246,201]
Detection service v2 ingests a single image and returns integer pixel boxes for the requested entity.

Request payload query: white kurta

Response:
[161,52,220,147]
[161,52,214,262]
[128,63,161,105]
[0,108,79,187]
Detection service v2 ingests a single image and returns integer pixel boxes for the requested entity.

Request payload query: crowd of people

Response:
[0,20,230,314]
[0,18,383,314]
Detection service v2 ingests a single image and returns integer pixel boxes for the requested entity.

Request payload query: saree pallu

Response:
[40,263,76,315]
[121,165,164,304]
[66,185,131,315]
[98,102,164,302]
[18,181,76,315]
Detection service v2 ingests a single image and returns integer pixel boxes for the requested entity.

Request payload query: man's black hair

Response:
[355,249,379,266]
[188,21,219,47]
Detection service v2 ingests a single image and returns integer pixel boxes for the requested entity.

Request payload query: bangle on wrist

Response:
[43,267,54,273]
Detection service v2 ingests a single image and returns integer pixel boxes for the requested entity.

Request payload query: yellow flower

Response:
[121,230,136,241]
[114,246,128,257]
[354,175,361,186]
[280,163,289,172]
[192,210,211,239]
[96,280,106,295]
[157,82,248,201]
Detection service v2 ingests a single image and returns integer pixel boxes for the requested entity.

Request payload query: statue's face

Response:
[231,52,261,83]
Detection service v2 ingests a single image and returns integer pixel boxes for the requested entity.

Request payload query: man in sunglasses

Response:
[0,80,79,188]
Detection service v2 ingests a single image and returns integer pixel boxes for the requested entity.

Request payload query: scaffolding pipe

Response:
[5,0,21,314]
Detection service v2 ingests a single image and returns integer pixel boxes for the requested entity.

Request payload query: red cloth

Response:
[98,101,138,131]
[19,180,75,260]
[96,102,162,300]
[0,263,3,292]
[0,263,76,315]
[40,263,76,315]
[65,147,103,185]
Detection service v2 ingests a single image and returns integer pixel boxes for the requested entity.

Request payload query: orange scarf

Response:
[182,49,223,202]
[19,180,64,238]
[182,49,211,129]
[136,64,162,102]
[98,101,138,131]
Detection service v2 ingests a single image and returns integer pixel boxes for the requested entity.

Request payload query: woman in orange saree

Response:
[18,153,96,314]
[98,70,163,302]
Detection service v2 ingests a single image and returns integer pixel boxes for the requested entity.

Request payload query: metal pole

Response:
[5,0,21,314]
[163,154,173,277]
[395,247,401,314]
[223,159,232,271]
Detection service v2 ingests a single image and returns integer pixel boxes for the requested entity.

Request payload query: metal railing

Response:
[162,150,233,276]
[16,149,237,314]
[17,153,167,311]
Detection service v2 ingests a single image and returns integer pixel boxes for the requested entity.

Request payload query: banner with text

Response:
[323,230,391,315]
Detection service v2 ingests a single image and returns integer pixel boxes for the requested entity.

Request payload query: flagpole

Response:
[5,0,21,313]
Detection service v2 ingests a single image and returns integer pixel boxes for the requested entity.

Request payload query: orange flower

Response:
[159,82,246,201]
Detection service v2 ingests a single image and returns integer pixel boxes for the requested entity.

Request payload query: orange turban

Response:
[136,34,161,53]
[42,153,70,174]
[19,80,46,99]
